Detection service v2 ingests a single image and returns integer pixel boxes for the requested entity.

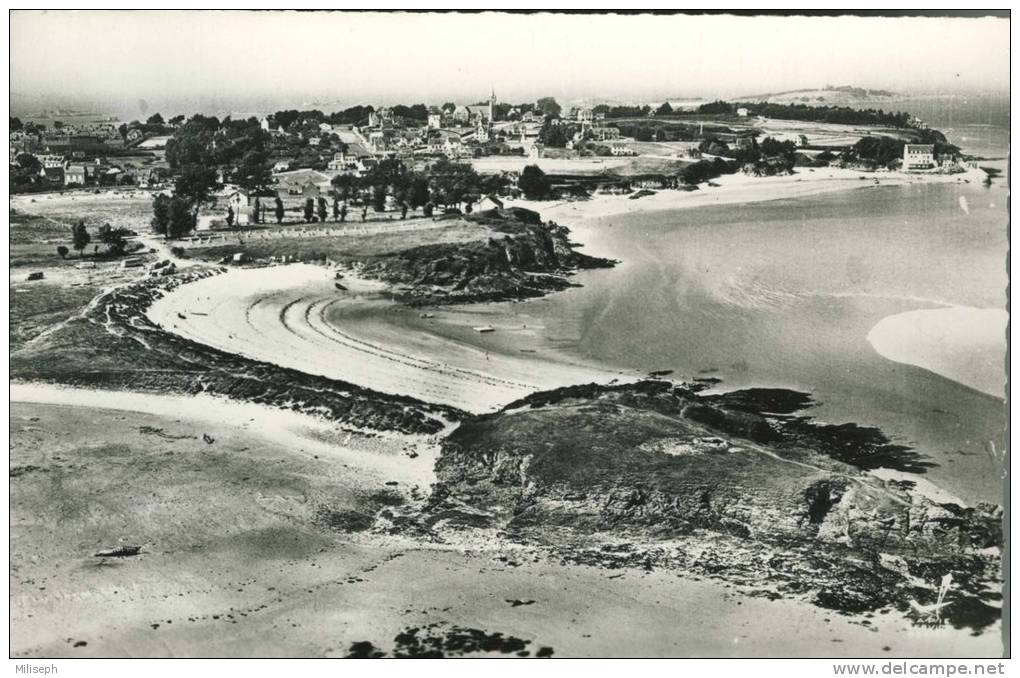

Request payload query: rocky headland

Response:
[356,209,615,305]
[396,380,1001,630]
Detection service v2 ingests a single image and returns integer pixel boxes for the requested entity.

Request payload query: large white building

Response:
[903,144,935,170]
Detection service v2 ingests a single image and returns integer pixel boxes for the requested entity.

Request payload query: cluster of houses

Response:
[10,116,170,190]
[259,92,637,174]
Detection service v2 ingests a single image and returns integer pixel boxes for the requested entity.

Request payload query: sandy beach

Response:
[867,306,1008,398]
[510,166,988,224]
[10,389,1001,658]
[146,264,622,414]
[10,382,442,487]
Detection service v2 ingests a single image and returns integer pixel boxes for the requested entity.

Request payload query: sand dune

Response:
[146,264,620,414]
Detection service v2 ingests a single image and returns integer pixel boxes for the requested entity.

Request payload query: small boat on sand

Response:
[473,325,495,333]
[335,282,348,291]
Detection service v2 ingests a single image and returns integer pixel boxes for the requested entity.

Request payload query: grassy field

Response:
[10,189,156,232]
[10,282,100,350]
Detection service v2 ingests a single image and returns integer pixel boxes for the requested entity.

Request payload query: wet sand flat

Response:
[11,396,999,658]
[146,264,620,414]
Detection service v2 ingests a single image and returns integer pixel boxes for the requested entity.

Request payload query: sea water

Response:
[449,179,1007,505]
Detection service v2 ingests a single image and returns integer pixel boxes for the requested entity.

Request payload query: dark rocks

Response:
[358,219,615,305]
[417,380,1001,628]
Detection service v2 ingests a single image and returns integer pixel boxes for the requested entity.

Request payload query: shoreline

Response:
[507,166,989,224]
[10,381,442,488]
[145,264,628,414]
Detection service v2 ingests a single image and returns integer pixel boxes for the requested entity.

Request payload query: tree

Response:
[56,245,68,259]
[536,97,561,117]
[371,184,387,212]
[147,113,165,125]
[317,196,328,223]
[408,176,430,210]
[167,197,196,238]
[10,117,23,132]
[331,173,360,201]
[362,157,412,212]
[16,153,40,174]
[849,136,904,167]
[253,197,262,224]
[174,163,218,211]
[697,100,734,114]
[168,114,185,127]
[656,101,674,116]
[518,165,552,200]
[226,205,235,227]
[332,195,341,221]
[151,193,171,236]
[234,149,272,192]
[441,102,456,114]
[303,198,314,223]
[98,223,129,256]
[538,117,569,147]
[275,197,285,224]
[426,158,481,207]
[71,221,91,257]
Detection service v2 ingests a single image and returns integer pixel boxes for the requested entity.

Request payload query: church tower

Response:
[488,86,496,122]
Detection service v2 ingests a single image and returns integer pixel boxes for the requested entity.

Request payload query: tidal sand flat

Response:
[868,307,1007,398]
[10,393,1000,658]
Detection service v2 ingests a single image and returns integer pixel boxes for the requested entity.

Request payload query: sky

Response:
[10,11,1011,119]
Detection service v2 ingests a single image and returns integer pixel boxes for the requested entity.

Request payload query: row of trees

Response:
[698,136,799,174]
[56,220,133,259]
[332,157,509,212]
[265,96,564,131]
[694,100,914,128]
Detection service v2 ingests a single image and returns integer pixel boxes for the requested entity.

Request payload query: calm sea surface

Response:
[437,179,1008,504]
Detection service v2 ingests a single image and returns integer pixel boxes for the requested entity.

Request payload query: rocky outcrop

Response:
[413,380,1002,630]
[358,220,615,305]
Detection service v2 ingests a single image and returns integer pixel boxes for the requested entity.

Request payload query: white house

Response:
[428,113,442,130]
[903,144,935,171]
[737,107,750,117]
[227,189,255,225]
[64,164,87,185]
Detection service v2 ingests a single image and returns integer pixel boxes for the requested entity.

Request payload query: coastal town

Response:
[9,9,1008,665]
[10,90,980,238]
